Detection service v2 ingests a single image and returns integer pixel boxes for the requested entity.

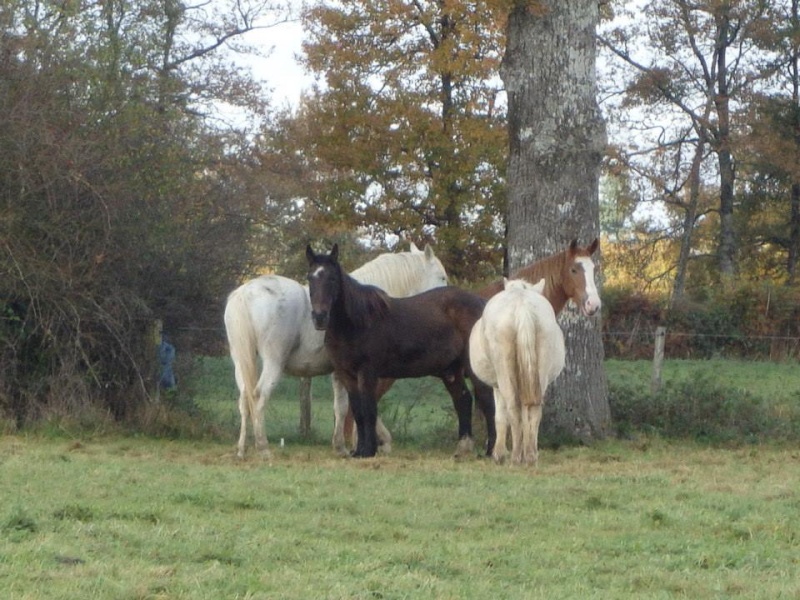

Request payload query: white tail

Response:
[223,288,258,433]
[513,303,543,407]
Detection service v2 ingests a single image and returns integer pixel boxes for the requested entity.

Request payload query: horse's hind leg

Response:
[492,387,510,464]
[509,399,524,465]
[441,372,475,458]
[374,378,395,454]
[236,388,250,459]
[233,365,253,459]
[251,363,280,458]
[523,403,543,467]
[471,377,496,457]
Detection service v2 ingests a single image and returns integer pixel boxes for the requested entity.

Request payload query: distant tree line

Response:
[2,0,798,429]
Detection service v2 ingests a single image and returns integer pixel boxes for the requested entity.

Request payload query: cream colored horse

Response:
[469,278,565,466]
[224,243,448,458]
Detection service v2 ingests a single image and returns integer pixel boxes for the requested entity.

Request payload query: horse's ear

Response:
[588,238,600,254]
[533,278,546,294]
[424,244,435,260]
[568,239,579,254]
[331,243,339,261]
[409,241,421,253]
[502,277,510,289]
[305,244,315,265]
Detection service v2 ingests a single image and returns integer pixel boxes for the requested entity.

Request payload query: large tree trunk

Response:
[501,0,610,442]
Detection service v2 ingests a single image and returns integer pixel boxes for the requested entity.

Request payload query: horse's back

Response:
[227,275,326,369]
[390,286,486,345]
[470,287,565,402]
[329,286,484,380]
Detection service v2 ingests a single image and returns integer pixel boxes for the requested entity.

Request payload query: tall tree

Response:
[501,0,610,442]
[740,0,800,283]
[297,0,507,279]
[600,0,770,288]
[0,0,288,422]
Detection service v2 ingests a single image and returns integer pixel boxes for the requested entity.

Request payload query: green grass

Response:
[2,436,800,599]
[3,357,799,598]
[186,356,800,452]
[605,358,800,400]
[188,356,464,452]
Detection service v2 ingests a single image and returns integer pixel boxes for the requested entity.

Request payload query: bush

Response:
[603,282,800,360]
[609,370,800,443]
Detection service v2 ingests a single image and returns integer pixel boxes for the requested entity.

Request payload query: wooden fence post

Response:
[651,326,666,395]
[299,377,312,437]
[150,319,163,404]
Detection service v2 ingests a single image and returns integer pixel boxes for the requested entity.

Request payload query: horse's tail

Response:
[223,286,258,417]
[514,303,543,407]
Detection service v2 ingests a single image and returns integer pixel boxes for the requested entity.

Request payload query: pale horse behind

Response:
[469,278,566,466]
[224,243,448,458]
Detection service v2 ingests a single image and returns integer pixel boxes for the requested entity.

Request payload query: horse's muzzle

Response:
[582,296,601,317]
[311,310,329,330]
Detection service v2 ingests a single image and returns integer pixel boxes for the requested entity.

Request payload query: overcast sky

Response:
[239,8,313,108]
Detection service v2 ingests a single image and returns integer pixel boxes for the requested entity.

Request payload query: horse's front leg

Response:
[335,376,393,456]
[331,374,350,457]
[350,370,380,458]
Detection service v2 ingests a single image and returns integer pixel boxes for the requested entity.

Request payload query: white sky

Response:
[238,11,314,108]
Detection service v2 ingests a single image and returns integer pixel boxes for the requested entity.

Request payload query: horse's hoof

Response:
[377,442,392,455]
[453,437,476,459]
[352,448,378,458]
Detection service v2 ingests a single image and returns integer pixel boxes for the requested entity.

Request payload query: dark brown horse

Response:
[338,239,602,452]
[306,244,495,458]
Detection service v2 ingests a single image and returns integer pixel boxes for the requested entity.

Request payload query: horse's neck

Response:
[351,253,413,296]
[332,272,363,330]
[513,253,570,315]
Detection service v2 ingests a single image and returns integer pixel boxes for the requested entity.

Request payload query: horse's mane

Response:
[340,268,390,330]
[511,250,568,298]
[351,251,432,297]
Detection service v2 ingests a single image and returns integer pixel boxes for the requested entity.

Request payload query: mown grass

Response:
[187,356,800,451]
[3,357,799,598]
[2,436,799,599]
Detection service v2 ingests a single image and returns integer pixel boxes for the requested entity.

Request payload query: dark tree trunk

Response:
[501,0,610,443]
[788,0,800,284]
[714,7,737,279]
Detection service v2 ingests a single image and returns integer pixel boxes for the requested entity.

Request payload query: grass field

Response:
[2,358,800,599]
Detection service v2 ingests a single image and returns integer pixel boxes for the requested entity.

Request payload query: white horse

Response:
[224,243,448,458]
[469,278,565,466]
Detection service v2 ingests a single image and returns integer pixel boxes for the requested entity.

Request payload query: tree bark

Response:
[501,0,610,442]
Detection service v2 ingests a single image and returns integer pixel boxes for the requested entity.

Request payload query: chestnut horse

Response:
[306,244,495,458]
[339,239,601,452]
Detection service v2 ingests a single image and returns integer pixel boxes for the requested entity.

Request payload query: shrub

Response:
[609,370,800,443]
[603,282,800,360]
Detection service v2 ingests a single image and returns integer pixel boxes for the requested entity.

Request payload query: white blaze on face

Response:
[310,265,325,279]
[576,257,601,316]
